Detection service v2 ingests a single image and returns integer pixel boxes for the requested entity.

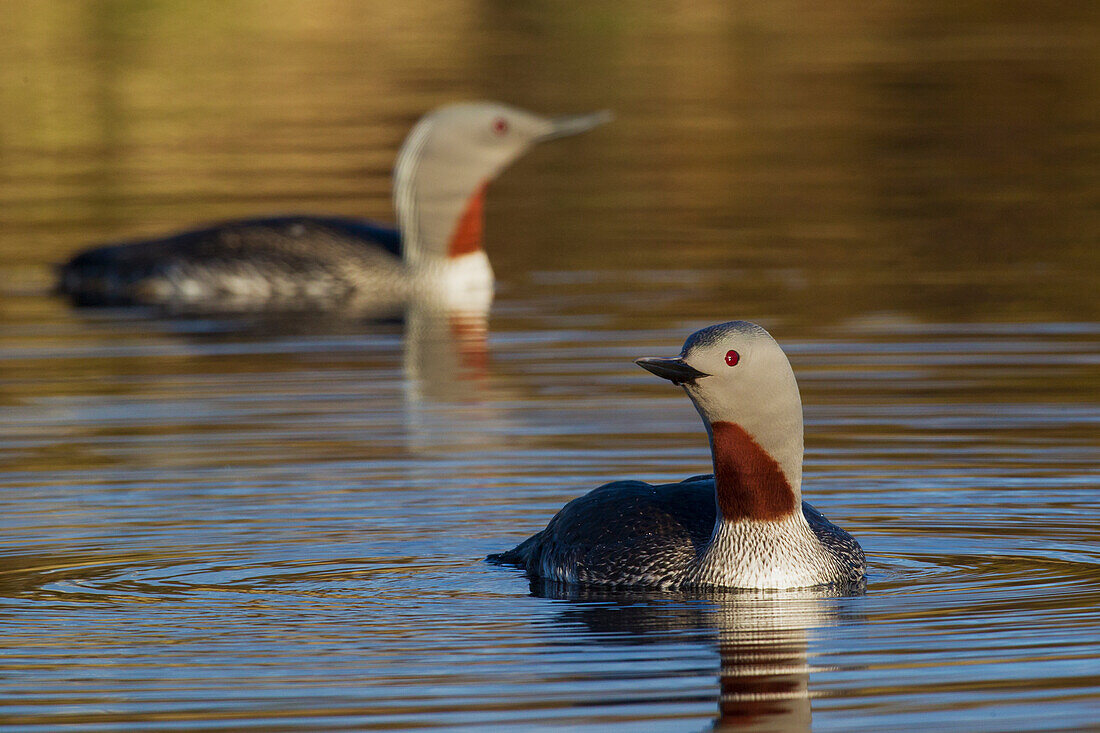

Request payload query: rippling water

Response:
[1,1,1098,730]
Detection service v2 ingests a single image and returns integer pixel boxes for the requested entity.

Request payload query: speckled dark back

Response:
[59,215,402,307]
[491,475,865,590]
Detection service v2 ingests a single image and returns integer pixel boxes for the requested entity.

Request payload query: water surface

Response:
[1,1,1098,730]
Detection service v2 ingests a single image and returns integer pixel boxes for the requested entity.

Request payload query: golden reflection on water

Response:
[0,0,1097,729]
[0,0,1096,325]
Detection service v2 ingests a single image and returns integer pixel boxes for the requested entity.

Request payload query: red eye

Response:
[492,117,509,135]
[725,350,740,366]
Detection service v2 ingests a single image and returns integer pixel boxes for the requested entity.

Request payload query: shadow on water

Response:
[529,579,866,732]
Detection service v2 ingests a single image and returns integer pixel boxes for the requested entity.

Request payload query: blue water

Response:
[0,304,1096,730]
[1,1,1098,728]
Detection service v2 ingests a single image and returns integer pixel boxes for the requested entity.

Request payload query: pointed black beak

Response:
[635,356,710,386]
[540,110,613,141]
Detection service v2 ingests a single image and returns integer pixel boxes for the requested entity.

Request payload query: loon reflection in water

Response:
[530,580,865,732]
[57,102,610,313]
[491,321,865,591]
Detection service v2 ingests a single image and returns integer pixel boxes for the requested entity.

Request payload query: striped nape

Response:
[392,117,434,266]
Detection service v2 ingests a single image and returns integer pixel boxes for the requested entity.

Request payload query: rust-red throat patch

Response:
[710,421,797,521]
[447,183,487,258]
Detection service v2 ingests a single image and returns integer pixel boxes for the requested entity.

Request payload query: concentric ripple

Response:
[0,307,1096,730]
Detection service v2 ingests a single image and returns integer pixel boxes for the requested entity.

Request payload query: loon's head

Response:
[636,321,805,512]
[393,102,610,267]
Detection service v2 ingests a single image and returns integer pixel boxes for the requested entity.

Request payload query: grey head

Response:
[635,321,806,493]
[393,102,611,267]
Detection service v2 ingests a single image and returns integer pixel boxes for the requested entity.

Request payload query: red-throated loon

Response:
[489,321,865,590]
[57,102,610,311]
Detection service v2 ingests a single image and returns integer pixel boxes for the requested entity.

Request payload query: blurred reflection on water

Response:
[531,581,865,732]
[0,0,1097,730]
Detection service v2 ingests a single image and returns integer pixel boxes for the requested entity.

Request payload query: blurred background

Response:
[0,1,1097,730]
[2,0,1096,323]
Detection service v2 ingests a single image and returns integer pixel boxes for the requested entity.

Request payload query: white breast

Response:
[411,251,495,310]
[691,514,844,589]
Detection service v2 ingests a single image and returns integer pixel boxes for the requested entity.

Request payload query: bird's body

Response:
[59,216,405,309]
[492,475,863,590]
[490,321,866,591]
[57,103,609,312]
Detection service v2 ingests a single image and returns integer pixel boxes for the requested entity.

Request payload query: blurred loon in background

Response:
[57,102,610,312]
